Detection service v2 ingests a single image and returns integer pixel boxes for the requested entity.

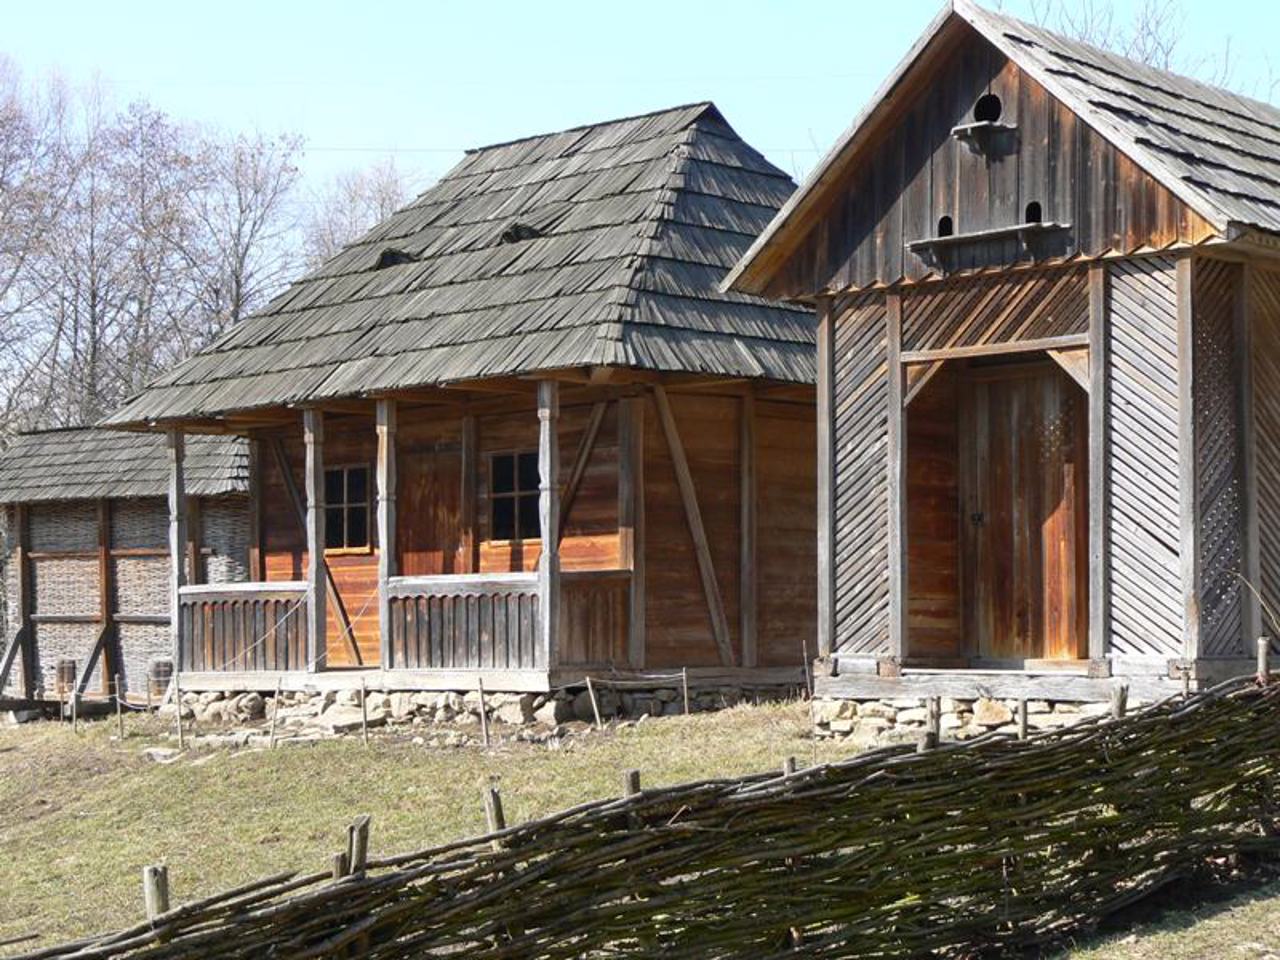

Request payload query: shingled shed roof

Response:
[106,103,811,427]
[726,0,1280,294]
[0,428,249,503]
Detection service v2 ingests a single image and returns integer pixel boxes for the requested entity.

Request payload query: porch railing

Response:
[387,573,541,670]
[178,582,308,672]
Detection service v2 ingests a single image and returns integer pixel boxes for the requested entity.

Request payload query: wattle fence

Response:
[16,676,1280,960]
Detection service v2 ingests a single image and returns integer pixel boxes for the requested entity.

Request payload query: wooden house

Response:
[104,104,816,695]
[0,428,249,700]
[724,1,1280,700]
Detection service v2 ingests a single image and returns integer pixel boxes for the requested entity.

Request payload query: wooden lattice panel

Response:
[1105,258,1184,657]
[1252,269,1280,642]
[831,293,891,656]
[1193,259,1245,658]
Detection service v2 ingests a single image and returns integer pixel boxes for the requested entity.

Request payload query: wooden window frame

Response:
[324,462,373,555]
[485,448,542,545]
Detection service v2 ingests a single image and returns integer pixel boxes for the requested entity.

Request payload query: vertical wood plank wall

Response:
[1099,259,1183,659]
[1192,259,1246,658]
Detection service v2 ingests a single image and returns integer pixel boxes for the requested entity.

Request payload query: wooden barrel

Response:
[55,658,77,697]
[149,660,174,699]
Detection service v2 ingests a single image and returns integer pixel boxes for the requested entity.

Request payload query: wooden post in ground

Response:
[477,677,490,748]
[142,865,170,920]
[484,785,505,852]
[1258,636,1271,685]
[1017,699,1029,740]
[623,769,641,797]
[71,689,79,734]
[115,673,125,740]
[1110,685,1128,720]
[330,852,350,880]
[269,679,282,749]
[346,815,371,875]
[926,696,941,742]
[782,756,797,776]
[360,676,369,746]
[585,676,603,730]
[175,675,185,750]
[681,667,690,716]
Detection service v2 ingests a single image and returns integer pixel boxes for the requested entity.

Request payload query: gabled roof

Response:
[0,428,248,504]
[726,0,1280,295]
[106,103,811,427]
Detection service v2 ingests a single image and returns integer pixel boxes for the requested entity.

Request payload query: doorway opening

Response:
[904,353,1089,667]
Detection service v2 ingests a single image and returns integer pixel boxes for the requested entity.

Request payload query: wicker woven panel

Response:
[202,496,250,584]
[831,292,891,657]
[111,498,167,550]
[116,622,169,694]
[32,557,99,617]
[29,502,96,553]
[112,556,168,617]
[31,620,100,694]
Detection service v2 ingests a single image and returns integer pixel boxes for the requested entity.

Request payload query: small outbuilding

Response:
[104,103,817,695]
[726,1,1280,701]
[0,428,249,701]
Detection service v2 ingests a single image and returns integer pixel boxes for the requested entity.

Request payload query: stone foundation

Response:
[812,696,1125,750]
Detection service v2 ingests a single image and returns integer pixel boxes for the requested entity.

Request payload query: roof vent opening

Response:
[973,93,1003,123]
[1025,201,1043,224]
[937,215,955,238]
[375,248,416,269]
[501,221,544,244]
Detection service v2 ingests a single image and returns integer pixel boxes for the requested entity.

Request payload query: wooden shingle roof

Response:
[726,0,1280,295]
[106,103,811,427]
[0,428,249,504]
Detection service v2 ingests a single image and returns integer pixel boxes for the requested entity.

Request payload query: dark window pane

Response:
[347,506,368,547]
[324,468,344,504]
[518,493,541,540]
[347,466,368,504]
[518,451,540,492]
[492,454,515,495]
[325,508,345,549]
[492,497,515,540]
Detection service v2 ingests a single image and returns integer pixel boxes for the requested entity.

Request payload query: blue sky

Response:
[5,1,1277,192]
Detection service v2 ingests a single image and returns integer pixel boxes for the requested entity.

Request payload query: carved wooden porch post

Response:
[537,381,560,671]
[376,399,397,668]
[304,409,327,672]
[167,429,187,671]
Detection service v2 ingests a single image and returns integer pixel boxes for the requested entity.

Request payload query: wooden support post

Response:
[376,399,397,668]
[1087,263,1109,662]
[1239,264,1262,647]
[167,430,187,671]
[247,439,264,581]
[623,769,641,797]
[537,381,560,670]
[303,410,327,672]
[782,756,797,776]
[346,815,371,875]
[652,384,734,666]
[1110,684,1128,720]
[816,296,836,661]
[740,386,758,668]
[460,414,478,573]
[618,396,646,668]
[142,865,170,920]
[926,696,941,742]
[96,499,114,696]
[1258,636,1271,685]
[916,729,936,753]
[185,496,202,587]
[1176,257,1200,663]
[483,785,506,852]
[585,675,603,731]
[477,677,490,748]
[681,667,690,716]
[175,674,185,750]
[885,292,907,661]
[0,505,34,698]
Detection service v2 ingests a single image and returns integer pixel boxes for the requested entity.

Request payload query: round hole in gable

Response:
[974,93,1003,123]
[1025,201,1043,224]
[937,215,954,237]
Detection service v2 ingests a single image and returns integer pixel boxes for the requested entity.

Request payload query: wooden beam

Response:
[652,384,735,667]
[618,396,646,668]
[167,430,187,671]
[1087,263,1109,662]
[1176,256,1200,661]
[14,504,33,697]
[886,292,908,661]
[1237,262,1261,646]
[903,360,946,407]
[460,415,477,573]
[558,401,607,540]
[536,381,561,671]
[185,496,202,586]
[740,386,758,668]
[95,499,115,696]
[303,409,328,672]
[271,437,360,665]
[247,439,264,581]
[1047,346,1091,393]
[816,297,836,660]
[899,333,1090,364]
[376,399,397,668]
[75,621,113,697]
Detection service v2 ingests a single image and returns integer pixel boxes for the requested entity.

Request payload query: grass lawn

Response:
[2,703,1278,957]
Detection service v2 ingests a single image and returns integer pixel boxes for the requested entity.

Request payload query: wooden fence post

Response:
[1110,685,1128,720]
[484,785,506,852]
[623,769,641,797]
[330,852,350,880]
[585,676,603,730]
[347,815,371,875]
[1258,636,1271,685]
[360,676,369,747]
[269,679,282,749]
[782,756,797,776]
[115,673,125,740]
[175,675,185,750]
[926,696,940,742]
[1017,699,1029,740]
[142,865,170,920]
[477,677,491,748]
[681,668,690,716]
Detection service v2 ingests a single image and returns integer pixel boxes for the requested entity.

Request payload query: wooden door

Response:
[961,360,1088,662]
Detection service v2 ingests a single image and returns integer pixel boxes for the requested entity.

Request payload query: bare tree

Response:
[300,157,413,268]
[1028,0,1185,68]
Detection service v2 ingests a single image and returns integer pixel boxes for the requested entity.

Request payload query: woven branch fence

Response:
[18,676,1280,960]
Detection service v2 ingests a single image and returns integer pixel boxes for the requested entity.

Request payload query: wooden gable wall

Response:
[765,25,1217,300]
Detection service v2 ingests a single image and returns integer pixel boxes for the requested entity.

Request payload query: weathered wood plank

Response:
[377,399,397,667]
[167,430,187,671]
[886,292,907,661]
[740,387,758,668]
[537,381,561,671]
[618,396,646,668]
[1176,256,1200,661]
[1087,263,1108,662]
[303,410,327,672]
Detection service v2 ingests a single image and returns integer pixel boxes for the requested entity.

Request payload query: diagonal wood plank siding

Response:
[1252,269,1280,641]
[1105,258,1183,657]
[1193,259,1245,657]
[832,293,891,656]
